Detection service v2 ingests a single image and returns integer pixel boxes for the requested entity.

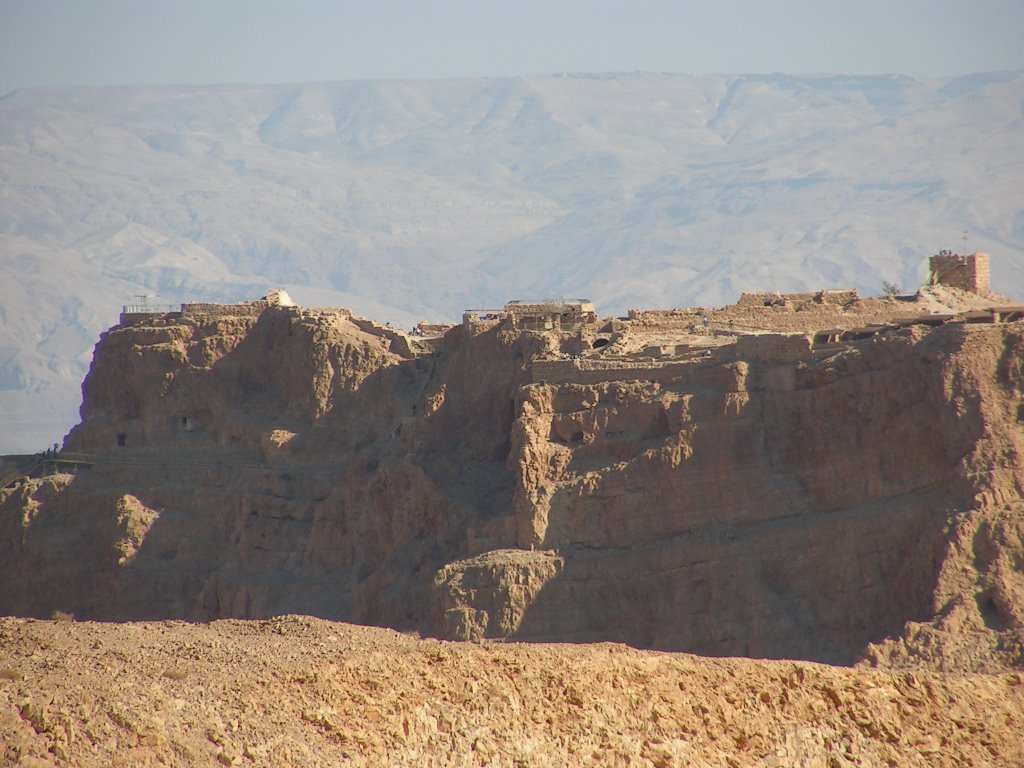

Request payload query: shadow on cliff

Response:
[3,320,552,628]
[507,486,955,665]
[484,329,992,664]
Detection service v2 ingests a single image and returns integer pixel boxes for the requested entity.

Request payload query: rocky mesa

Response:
[2,253,1024,674]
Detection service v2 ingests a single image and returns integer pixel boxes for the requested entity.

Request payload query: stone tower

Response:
[928,251,990,295]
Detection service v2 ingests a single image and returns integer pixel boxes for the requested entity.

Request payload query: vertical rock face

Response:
[64,305,401,454]
[485,324,1017,663]
[2,299,1024,669]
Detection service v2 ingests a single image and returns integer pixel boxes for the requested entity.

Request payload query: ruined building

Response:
[929,251,990,295]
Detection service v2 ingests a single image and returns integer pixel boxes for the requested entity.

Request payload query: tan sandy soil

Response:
[2,616,1022,768]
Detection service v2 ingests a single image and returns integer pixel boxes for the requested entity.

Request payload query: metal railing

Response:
[122,304,181,315]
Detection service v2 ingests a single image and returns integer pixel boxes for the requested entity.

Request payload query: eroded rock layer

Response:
[2,293,1023,669]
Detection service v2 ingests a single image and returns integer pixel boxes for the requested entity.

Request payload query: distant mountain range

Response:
[1,71,1022,453]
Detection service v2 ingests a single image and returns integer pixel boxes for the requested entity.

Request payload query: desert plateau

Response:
[3,251,1024,766]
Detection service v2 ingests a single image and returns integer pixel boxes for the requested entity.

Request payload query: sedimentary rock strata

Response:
[2,286,1023,672]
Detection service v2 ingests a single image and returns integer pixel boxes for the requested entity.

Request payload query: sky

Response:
[1,0,1022,95]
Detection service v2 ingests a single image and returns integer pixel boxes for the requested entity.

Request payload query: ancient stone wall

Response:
[119,311,183,325]
[417,322,456,337]
[930,252,990,294]
[734,333,813,364]
[531,359,705,385]
[180,301,275,319]
[627,294,913,335]
[506,301,596,317]
[120,296,334,327]
[505,301,597,332]
[303,308,353,319]
[737,292,791,307]
[462,311,505,335]
[737,290,859,308]
[627,308,704,325]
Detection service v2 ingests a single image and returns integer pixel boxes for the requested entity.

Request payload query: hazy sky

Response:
[1,0,1022,95]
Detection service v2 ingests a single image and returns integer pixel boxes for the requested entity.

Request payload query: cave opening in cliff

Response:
[592,337,610,349]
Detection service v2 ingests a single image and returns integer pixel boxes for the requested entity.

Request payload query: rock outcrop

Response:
[2,290,1023,670]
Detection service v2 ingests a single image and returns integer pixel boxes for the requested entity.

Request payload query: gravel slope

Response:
[2,616,1022,767]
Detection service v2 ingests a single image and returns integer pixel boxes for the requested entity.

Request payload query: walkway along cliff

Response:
[2,255,1023,670]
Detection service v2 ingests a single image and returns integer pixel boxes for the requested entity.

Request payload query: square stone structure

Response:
[929,251,990,295]
[504,300,597,332]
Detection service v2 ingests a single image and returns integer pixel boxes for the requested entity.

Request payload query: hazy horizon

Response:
[1,1,1023,452]
[2,1,1022,95]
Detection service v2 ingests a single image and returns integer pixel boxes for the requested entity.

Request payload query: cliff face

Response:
[482,324,1024,666]
[2,301,1023,668]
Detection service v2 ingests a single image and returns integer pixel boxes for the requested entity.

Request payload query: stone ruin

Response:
[120,288,302,325]
[462,300,598,335]
[504,300,597,332]
[928,251,990,295]
[116,252,1008,373]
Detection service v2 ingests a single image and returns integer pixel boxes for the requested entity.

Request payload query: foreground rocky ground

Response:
[2,616,1022,767]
